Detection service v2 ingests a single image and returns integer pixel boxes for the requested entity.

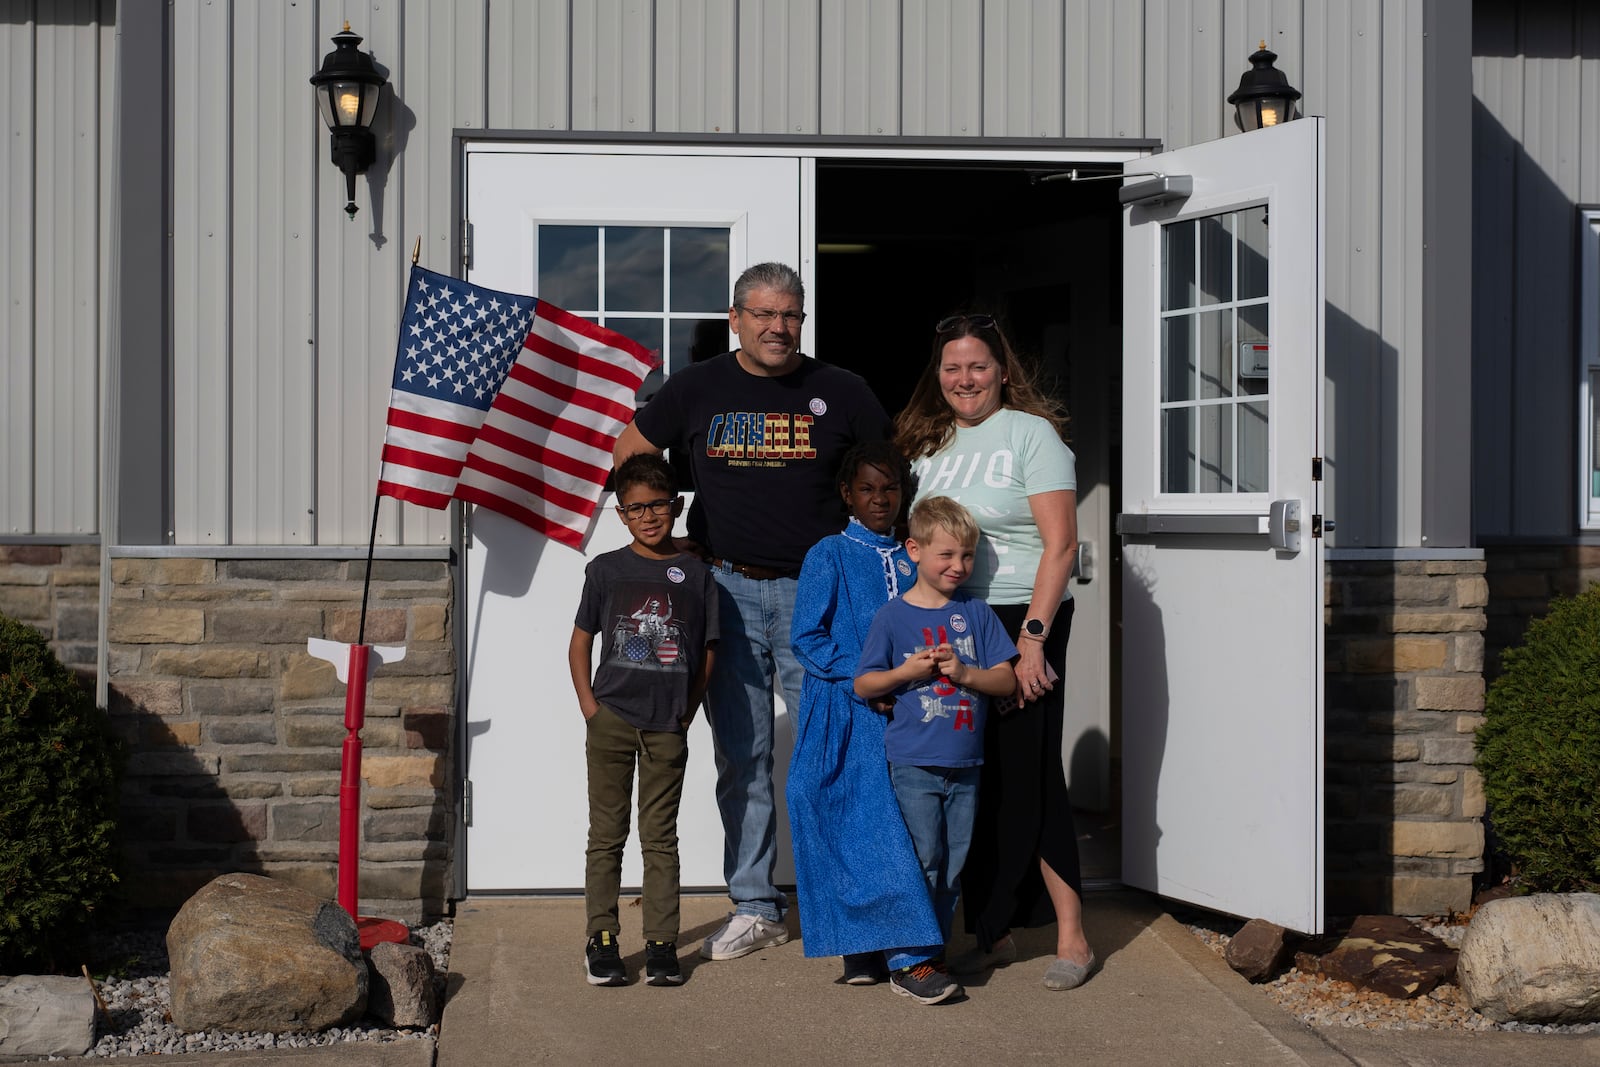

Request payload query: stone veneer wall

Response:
[1324,558,1487,916]
[1482,544,1600,679]
[106,555,455,923]
[0,544,101,679]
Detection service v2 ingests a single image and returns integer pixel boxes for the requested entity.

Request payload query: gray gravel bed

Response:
[47,919,452,1060]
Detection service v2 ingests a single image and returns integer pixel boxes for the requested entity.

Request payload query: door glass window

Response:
[1159,206,1269,495]
[536,225,731,404]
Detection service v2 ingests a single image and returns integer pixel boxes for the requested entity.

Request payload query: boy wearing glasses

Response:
[568,453,719,987]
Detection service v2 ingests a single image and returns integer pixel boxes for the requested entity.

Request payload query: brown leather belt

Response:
[709,556,800,581]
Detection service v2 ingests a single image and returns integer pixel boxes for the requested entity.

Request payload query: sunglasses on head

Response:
[936,313,997,332]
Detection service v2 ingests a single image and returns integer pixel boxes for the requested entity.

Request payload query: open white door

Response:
[1120,119,1325,933]
[462,148,803,890]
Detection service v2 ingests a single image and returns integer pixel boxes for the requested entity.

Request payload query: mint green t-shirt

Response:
[910,407,1077,606]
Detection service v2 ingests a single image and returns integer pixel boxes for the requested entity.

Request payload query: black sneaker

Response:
[645,940,684,986]
[585,931,627,986]
[842,951,889,986]
[889,959,960,1004]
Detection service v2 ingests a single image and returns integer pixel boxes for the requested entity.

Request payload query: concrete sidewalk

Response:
[87,891,1600,1066]
[433,891,1600,1066]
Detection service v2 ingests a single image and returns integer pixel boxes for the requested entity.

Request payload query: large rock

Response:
[365,941,437,1029]
[1316,915,1458,999]
[167,872,368,1033]
[1457,892,1600,1024]
[0,975,95,1058]
[1225,918,1296,982]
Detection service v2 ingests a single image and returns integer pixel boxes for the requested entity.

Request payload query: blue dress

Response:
[786,519,944,958]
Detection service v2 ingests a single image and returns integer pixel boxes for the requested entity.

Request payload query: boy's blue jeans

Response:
[887,762,981,968]
[703,566,803,922]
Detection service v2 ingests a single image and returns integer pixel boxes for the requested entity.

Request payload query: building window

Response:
[536,225,731,404]
[1581,209,1600,528]
[1159,206,1271,495]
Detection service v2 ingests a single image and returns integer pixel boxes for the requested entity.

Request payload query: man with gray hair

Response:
[613,261,890,960]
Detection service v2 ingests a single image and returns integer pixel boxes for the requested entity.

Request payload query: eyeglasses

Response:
[936,313,997,332]
[737,306,807,328]
[616,498,676,519]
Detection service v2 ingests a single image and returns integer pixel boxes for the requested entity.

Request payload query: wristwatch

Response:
[1021,618,1048,640]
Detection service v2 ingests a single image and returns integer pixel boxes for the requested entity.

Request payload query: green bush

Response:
[1475,586,1600,893]
[0,612,124,969]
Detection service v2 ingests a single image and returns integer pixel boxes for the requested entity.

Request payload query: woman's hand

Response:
[1013,638,1054,705]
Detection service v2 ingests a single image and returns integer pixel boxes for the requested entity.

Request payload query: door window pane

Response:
[671,229,731,312]
[605,227,665,312]
[1158,206,1269,496]
[538,226,599,309]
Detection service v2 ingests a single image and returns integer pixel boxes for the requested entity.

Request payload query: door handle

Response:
[1073,540,1096,583]
[1269,499,1302,554]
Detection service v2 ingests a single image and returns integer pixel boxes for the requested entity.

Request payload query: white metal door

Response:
[1120,119,1325,932]
[463,149,803,890]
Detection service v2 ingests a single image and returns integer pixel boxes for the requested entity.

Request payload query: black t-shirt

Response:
[573,548,719,732]
[632,352,891,570]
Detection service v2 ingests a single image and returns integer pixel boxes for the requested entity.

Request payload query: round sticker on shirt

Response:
[666,567,686,584]
[896,559,912,576]
[809,397,827,416]
[949,613,968,634]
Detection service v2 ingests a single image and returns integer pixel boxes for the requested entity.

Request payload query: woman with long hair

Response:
[893,312,1094,991]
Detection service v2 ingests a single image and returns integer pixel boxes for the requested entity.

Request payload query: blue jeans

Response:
[704,566,803,922]
[889,763,981,958]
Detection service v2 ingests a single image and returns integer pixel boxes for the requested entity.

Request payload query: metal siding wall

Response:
[653,0,738,133]
[2,5,35,534]
[1473,1,1600,539]
[34,6,103,536]
[1062,0,1144,139]
[982,0,1062,137]
[571,0,654,132]
[487,0,571,131]
[173,2,232,543]
[900,0,984,136]
[738,0,820,133]
[819,0,901,135]
[232,2,317,545]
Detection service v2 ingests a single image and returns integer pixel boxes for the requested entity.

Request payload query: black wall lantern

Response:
[310,22,387,218]
[1227,42,1302,132]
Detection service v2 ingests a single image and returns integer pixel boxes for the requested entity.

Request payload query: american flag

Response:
[377,266,658,548]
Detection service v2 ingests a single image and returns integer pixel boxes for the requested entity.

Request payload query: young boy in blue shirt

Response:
[855,495,1018,1004]
[569,453,718,987]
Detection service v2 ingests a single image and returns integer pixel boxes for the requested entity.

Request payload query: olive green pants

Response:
[584,703,688,943]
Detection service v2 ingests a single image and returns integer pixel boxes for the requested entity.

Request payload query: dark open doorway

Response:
[812,159,1126,884]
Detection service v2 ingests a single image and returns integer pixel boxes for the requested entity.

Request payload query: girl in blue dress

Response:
[787,441,945,984]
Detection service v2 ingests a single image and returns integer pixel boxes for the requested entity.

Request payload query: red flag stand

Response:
[309,637,410,951]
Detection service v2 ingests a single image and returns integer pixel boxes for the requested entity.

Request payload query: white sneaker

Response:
[699,912,791,960]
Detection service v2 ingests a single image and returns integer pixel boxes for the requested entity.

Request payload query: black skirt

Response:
[961,599,1081,952]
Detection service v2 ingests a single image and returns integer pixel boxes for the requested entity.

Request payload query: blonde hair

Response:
[908,495,980,549]
[893,315,1070,461]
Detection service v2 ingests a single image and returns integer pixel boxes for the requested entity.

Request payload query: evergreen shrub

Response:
[1474,586,1600,893]
[0,612,124,969]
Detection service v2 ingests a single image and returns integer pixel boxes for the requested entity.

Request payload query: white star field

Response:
[394,271,538,410]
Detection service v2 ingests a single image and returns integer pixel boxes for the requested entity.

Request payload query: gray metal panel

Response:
[819,0,901,135]
[35,5,104,536]
[114,0,173,545]
[230,1,317,545]
[486,0,571,131]
[982,0,1065,137]
[1063,0,1145,140]
[1472,0,1600,539]
[652,0,738,134]
[2,5,36,534]
[900,0,985,136]
[570,0,654,132]
[172,0,231,543]
[1420,0,1473,549]
[738,0,820,134]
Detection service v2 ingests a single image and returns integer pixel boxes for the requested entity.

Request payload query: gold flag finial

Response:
[412,237,421,265]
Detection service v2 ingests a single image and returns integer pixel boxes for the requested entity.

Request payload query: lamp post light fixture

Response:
[310,22,386,218]
[1227,42,1302,132]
